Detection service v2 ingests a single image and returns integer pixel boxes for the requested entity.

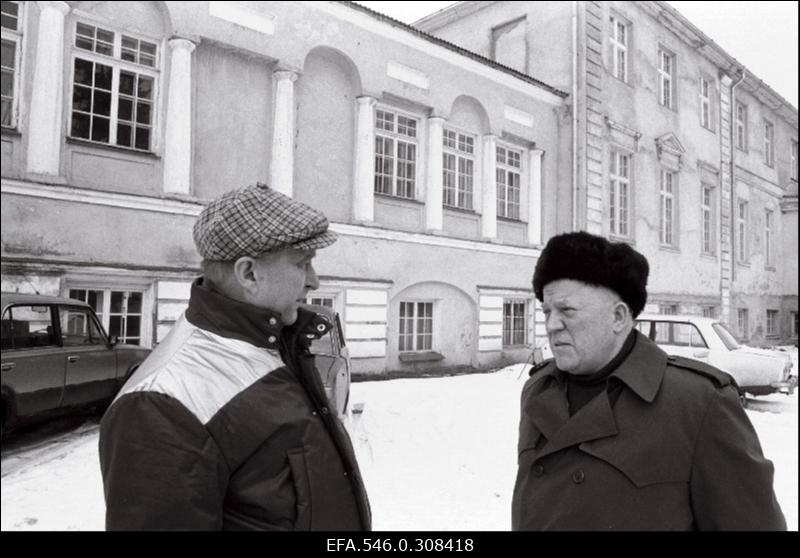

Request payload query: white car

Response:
[533,313,796,398]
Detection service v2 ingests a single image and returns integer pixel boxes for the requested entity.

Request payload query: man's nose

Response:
[306,263,320,290]
[545,312,564,333]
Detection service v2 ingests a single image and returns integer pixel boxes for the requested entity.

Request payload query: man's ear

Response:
[611,300,631,333]
[232,256,258,290]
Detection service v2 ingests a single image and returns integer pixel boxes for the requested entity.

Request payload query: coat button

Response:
[343,471,349,477]
[572,469,585,484]
[267,335,277,343]
[268,317,278,326]
[320,406,330,416]
[533,464,545,477]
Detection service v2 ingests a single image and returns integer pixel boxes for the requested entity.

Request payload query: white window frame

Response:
[764,209,774,267]
[1,0,23,129]
[699,76,712,131]
[398,300,434,352]
[69,20,160,152]
[737,199,749,262]
[737,308,749,339]
[374,106,419,200]
[496,144,522,219]
[659,304,679,315]
[659,170,676,246]
[702,306,717,319]
[736,102,748,151]
[658,47,675,109]
[764,119,774,167]
[609,14,629,83]
[502,298,527,347]
[792,139,798,181]
[68,287,146,346]
[609,150,631,237]
[701,183,715,255]
[442,127,475,210]
[766,309,779,337]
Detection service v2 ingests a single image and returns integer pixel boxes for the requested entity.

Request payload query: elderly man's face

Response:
[251,248,320,325]
[542,279,621,375]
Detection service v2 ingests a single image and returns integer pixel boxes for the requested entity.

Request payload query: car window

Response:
[635,320,652,337]
[60,306,105,346]
[654,322,671,344]
[672,323,708,348]
[1,305,58,350]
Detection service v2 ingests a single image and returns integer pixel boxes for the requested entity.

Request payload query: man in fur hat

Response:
[512,231,785,531]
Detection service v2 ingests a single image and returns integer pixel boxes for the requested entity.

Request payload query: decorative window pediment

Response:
[655,133,685,170]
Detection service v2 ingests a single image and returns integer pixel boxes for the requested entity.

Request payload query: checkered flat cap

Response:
[193,183,337,261]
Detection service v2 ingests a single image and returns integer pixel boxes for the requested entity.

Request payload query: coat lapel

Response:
[535,390,619,460]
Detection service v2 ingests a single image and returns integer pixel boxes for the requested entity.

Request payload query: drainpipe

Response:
[571,1,579,231]
[729,69,745,283]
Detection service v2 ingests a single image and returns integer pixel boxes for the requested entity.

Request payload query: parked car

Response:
[533,313,795,398]
[303,303,351,418]
[1,292,151,437]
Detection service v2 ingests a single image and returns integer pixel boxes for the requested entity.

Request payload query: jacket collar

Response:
[185,277,284,350]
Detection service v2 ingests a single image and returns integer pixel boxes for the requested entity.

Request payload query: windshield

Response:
[712,322,740,350]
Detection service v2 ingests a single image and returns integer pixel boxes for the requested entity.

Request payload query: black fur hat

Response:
[532,231,650,317]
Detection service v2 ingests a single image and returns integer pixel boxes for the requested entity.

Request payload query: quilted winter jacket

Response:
[99,280,371,531]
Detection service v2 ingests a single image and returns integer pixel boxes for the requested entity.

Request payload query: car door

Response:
[651,320,708,361]
[58,304,118,408]
[1,304,66,419]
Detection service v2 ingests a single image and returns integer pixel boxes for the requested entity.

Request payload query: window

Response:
[496,145,521,219]
[659,304,678,315]
[766,310,779,337]
[374,108,418,199]
[609,15,629,82]
[503,299,527,346]
[60,305,105,347]
[609,150,631,237]
[659,170,675,246]
[764,120,774,167]
[1,0,22,128]
[0,304,57,350]
[653,322,707,348]
[307,296,334,308]
[443,128,475,210]
[737,308,749,339]
[399,301,433,352]
[699,77,712,130]
[737,199,749,262]
[735,102,747,151]
[69,288,143,345]
[658,47,675,109]
[702,306,717,319]
[764,209,774,267]
[70,21,158,151]
[792,140,798,181]
[701,184,715,255]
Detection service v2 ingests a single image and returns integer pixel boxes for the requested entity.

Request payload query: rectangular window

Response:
[443,128,475,210]
[737,308,749,339]
[1,0,21,128]
[502,299,527,346]
[496,145,522,219]
[0,304,57,350]
[307,296,334,308]
[736,102,748,151]
[766,310,779,337]
[660,170,675,245]
[69,288,143,345]
[701,184,715,255]
[764,120,774,167]
[764,209,774,267]
[609,15,628,82]
[374,108,418,199]
[737,199,749,262]
[399,301,433,352]
[699,77,712,130]
[702,306,717,319]
[659,304,678,315]
[609,150,631,237]
[70,22,158,151]
[792,140,798,181]
[658,47,675,109]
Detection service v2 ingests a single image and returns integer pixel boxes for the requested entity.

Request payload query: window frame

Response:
[609,149,632,238]
[766,309,779,338]
[609,13,629,83]
[764,208,774,268]
[374,106,420,200]
[659,169,676,246]
[1,0,24,130]
[398,300,434,353]
[763,119,774,167]
[442,126,476,211]
[735,102,748,152]
[701,183,715,255]
[496,143,523,220]
[737,199,749,263]
[502,298,528,347]
[792,139,798,182]
[699,76,713,131]
[68,19,160,153]
[68,287,145,346]
[737,308,749,340]
[658,46,675,110]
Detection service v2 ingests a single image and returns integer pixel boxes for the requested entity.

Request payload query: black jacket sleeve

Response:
[99,392,229,530]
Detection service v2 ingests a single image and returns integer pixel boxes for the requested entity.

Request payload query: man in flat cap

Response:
[512,231,785,531]
[99,183,370,531]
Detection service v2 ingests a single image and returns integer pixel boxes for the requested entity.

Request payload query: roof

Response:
[1,291,89,310]
[637,313,719,325]
[341,1,568,99]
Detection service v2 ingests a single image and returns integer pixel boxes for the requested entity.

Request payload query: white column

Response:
[425,116,445,232]
[481,134,498,239]
[26,1,70,176]
[528,149,544,245]
[270,69,299,197]
[353,96,376,223]
[162,38,196,195]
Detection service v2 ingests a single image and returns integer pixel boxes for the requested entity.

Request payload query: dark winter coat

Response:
[99,280,370,531]
[512,331,786,531]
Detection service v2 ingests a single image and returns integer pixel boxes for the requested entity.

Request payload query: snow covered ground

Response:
[2,348,797,531]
